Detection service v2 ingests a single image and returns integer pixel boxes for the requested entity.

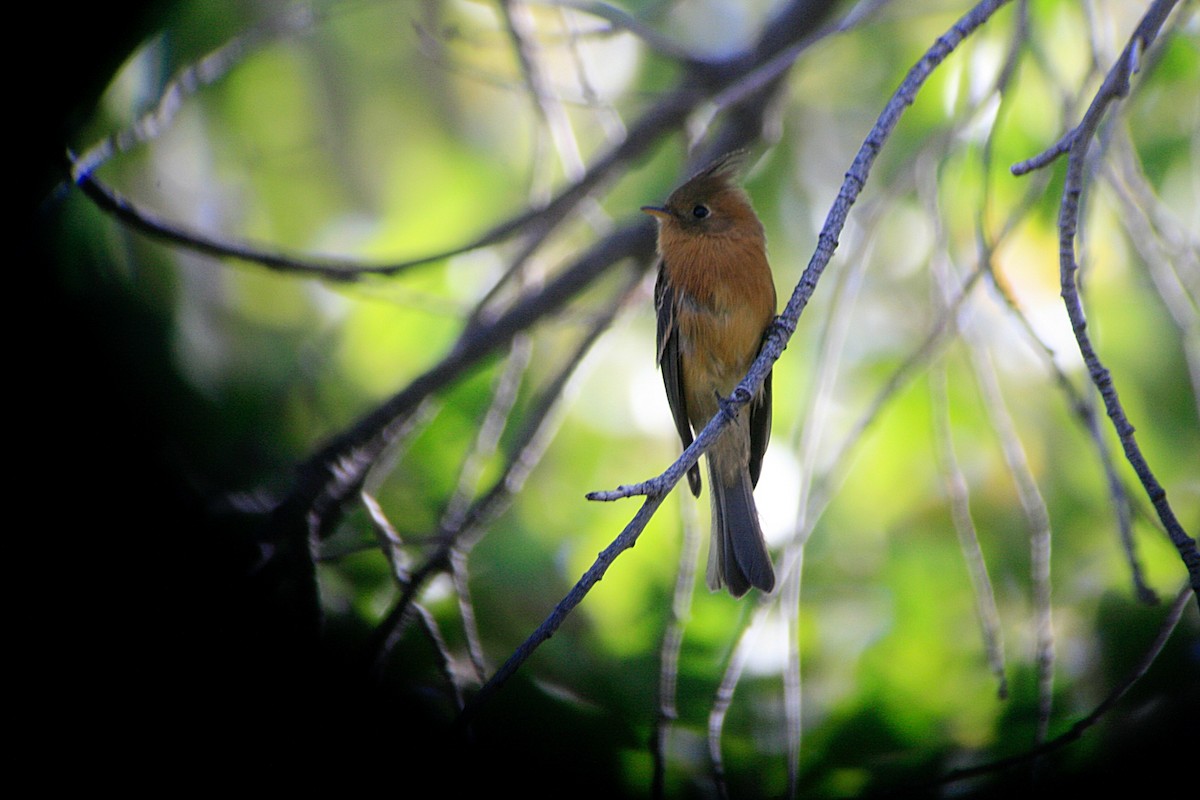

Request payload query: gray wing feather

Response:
[655,264,702,497]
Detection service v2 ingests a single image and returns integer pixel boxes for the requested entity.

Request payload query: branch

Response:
[542,0,708,62]
[707,602,767,796]
[68,6,320,180]
[1019,0,1199,606]
[69,106,670,282]
[651,490,703,799]
[456,491,670,728]
[67,8,703,283]
[368,266,643,674]
[975,154,1157,604]
[293,221,650,529]
[71,6,845,285]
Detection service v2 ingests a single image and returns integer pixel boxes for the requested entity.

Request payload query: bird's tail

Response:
[706,464,775,597]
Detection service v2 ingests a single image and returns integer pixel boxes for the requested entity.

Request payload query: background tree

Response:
[32,0,1197,795]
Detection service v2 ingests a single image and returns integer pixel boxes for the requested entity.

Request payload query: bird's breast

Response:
[664,238,775,381]
[672,251,772,412]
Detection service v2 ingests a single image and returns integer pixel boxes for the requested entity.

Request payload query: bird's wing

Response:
[749,368,771,488]
[655,264,702,497]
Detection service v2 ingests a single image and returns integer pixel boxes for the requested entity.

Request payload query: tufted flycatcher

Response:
[642,152,777,597]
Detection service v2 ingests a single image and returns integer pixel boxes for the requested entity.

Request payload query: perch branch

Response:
[456,491,669,728]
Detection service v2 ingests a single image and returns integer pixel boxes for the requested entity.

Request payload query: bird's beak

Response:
[640,205,670,220]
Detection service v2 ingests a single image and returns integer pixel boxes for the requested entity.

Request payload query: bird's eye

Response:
[692,204,710,219]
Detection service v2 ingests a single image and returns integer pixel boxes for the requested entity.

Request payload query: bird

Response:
[642,152,777,597]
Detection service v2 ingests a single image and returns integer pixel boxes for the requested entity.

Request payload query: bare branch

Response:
[542,0,707,62]
[1038,0,1199,605]
[369,265,644,672]
[707,602,765,796]
[70,125,652,282]
[292,221,650,537]
[69,6,320,180]
[972,1,1154,610]
[969,341,1056,738]
[68,5,678,282]
[651,490,703,799]
[931,360,1009,698]
[441,336,534,535]
[457,490,670,728]
[1010,132,1074,177]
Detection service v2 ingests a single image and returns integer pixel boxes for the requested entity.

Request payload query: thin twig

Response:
[931,359,1009,698]
[70,129,646,282]
[73,75,692,286]
[287,221,652,541]
[370,266,644,673]
[970,342,1056,739]
[923,105,1012,697]
[650,488,703,800]
[707,602,765,799]
[441,336,534,535]
[540,0,706,62]
[781,548,804,800]
[68,6,320,181]
[440,335,534,682]
[1103,132,1200,415]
